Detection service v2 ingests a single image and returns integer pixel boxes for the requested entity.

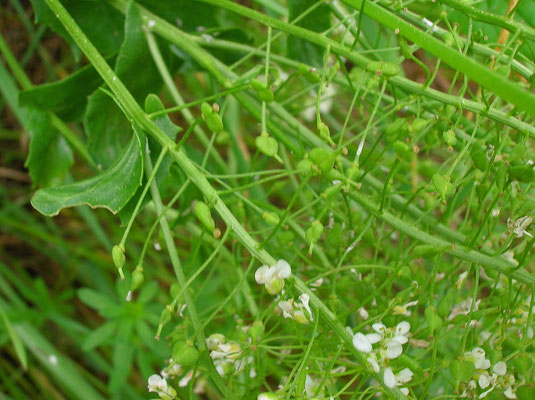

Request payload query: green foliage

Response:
[1,0,535,399]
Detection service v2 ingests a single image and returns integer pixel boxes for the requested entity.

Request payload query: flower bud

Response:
[248,320,265,343]
[194,201,216,233]
[112,245,125,280]
[130,265,144,293]
[172,340,199,367]
[318,122,334,146]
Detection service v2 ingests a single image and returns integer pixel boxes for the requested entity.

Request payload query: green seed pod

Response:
[510,165,535,183]
[318,122,334,146]
[309,148,335,175]
[410,118,431,134]
[263,212,280,226]
[297,63,321,83]
[432,173,454,203]
[206,112,223,133]
[169,283,183,303]
[251,78,274,103]
[425,306,443,333]
[470,142,488,171]
[201,102,213,120]
[345,162,360,180]
[393,140,413,162]
[248,320,265,343]
[385,118,407,142]
[443,129,457,147]
[255,133,279,158]
[297,158,314,175]
[194,201,216,232]
[130,265,144,292]
[172,340,199,367]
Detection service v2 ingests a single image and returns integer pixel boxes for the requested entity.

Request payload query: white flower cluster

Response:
[206,333,243,376]
[278,293,313,324]
[147,374,177,400]
[507,216,533,238]
[461,347,517,399]
[255,259,291,295]
[352,321,413,394]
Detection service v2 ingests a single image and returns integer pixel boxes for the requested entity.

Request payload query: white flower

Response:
[493,361,507,376]
[372,323,387,334]
[147,374,176,398]
[385,339,403,359]
[255,260,292,295]
[396,368,413,385]
[299,293,313,321]
[305,374,323,397]
[353,332,373,353]
[393,301,418,316]
[258,393,280,400]
[366,354,380,373]
[383,367,396,388]
[508,216,533,238]
[277,298,309,324]
[504,386,516,399]
[465,347,491,370]
[478,373,491,389]
[148,374,168,393]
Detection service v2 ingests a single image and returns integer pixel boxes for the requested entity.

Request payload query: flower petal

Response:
[386,340,403,359]
[366,333,382,344]
[353,332,373,353]
[492,361,507,376]
[383,367,396,388]
[396,321,411,336]
[276,259,291,278]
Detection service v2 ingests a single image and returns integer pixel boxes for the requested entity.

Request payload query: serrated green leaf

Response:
[30,128,143,216]
[19,60,107,121]
[82,321,117,352]
[287,0,331,67]
[85,1,162,167]
[0,305,27,370]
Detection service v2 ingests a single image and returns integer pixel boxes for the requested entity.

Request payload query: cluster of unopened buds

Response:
[255,259,291,295]
[206,333,244,376]
[352,321,413,394]
[460,347,517,399]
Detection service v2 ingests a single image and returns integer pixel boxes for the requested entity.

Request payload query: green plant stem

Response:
[41,1,405,396]
[194,0,535,127]
[144,30,227,171]
[438,0,535,42]
[144,144,233,397]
